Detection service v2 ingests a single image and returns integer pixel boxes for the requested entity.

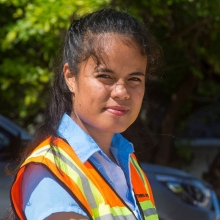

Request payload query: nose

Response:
[111,83,130,100]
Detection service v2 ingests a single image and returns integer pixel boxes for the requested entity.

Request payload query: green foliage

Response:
[0,0,220,139]
[1,0,109,50]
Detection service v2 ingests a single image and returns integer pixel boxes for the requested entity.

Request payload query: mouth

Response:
[104,106,129,116]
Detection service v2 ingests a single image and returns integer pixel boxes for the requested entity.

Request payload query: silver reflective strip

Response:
[130,157,145,184]
[29,147,49,157]
[96,213,137,220]
[30,147,97,209]
[143,207,157,216]
[47,149,97,209]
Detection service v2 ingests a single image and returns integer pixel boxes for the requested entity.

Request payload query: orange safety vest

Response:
[11,137,158,220]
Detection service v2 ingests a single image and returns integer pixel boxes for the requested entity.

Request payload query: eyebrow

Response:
[96,67,145,76]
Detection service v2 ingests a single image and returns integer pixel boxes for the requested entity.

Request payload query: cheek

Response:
[75,84,108,108]
[133,87,145,102]
[88,84,110,102]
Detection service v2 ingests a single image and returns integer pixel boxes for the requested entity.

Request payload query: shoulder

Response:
[22,163,88,219]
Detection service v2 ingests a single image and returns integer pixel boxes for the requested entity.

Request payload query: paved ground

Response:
[0,162,14,219]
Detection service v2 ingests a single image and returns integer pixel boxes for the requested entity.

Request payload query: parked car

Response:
[0,114,33,218]
[0,114,219,220]
[141,163,220,220]
[0,114,32,160]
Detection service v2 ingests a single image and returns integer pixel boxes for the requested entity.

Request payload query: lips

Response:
[104,106,129,116]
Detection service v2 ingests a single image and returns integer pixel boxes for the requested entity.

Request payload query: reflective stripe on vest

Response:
[130,155,158,220]
[11,137,159,220]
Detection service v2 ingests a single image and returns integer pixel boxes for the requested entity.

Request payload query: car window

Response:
[0,127,13,159]
[0,128,11,149]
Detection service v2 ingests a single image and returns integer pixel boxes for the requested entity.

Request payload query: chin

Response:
[104,124,130,134]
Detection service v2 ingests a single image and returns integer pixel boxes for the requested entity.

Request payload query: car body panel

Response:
[141,163,220,220]
[0,114,32,141]
[0,114,33,160]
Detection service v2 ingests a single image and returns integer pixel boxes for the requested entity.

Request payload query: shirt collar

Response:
[57,113,134,163]
[111,133,134,160]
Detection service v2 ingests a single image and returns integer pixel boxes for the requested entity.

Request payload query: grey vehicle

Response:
[0,114,33,218]
[0,114,32,160]
[141,163,220,220]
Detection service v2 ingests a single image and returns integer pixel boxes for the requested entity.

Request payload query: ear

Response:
[63,62,76,93]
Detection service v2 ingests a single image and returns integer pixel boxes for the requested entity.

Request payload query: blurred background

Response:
[0,0,220,219]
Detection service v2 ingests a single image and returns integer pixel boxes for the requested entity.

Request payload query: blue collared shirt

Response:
[22,113,141,220]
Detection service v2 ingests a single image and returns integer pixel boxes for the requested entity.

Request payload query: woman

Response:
[10,8,162,220]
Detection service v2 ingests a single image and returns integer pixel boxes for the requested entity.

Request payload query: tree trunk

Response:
[123,115,157,163]
[155,75,198,165]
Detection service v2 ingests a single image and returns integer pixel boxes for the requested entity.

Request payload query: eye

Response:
[128,77,142,82]
[96,73,114,85]
[127,76,145,87]
[97,74,112,79]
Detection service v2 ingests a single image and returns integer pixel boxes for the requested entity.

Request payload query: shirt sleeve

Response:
[22,163,88,220]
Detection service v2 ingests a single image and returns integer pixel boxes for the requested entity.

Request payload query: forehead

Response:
[79,33,147,76]
[95,33,142,54]
[86,33,146,65]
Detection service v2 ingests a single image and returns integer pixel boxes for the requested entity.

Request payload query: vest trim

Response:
[88,159,138,219]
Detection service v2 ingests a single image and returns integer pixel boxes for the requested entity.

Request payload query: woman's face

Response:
[65,34,147,136]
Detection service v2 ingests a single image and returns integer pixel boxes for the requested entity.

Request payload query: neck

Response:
[71,113,114,159]
[91,131,113,155]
